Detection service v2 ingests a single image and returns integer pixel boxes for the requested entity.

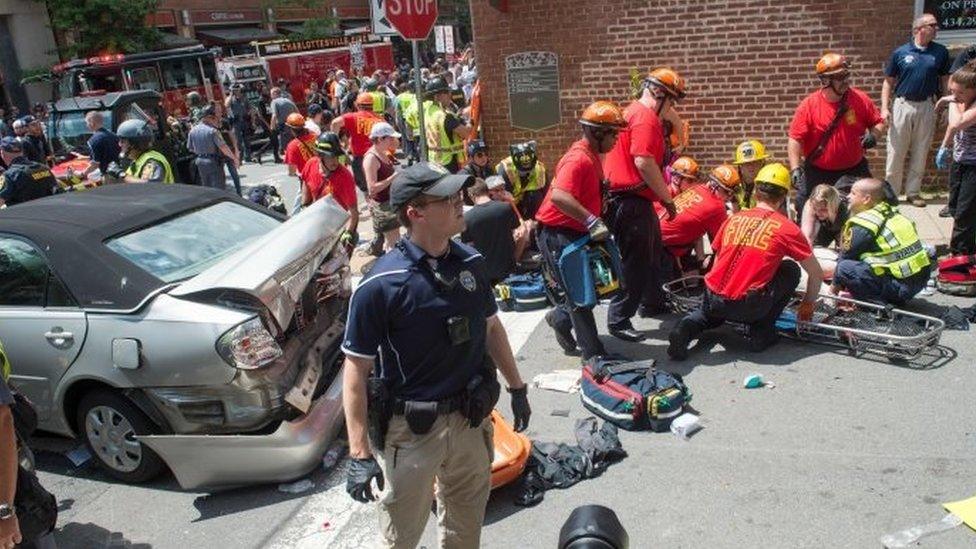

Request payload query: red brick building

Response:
[470,0,969,190]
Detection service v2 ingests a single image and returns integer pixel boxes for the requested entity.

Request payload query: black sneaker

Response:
[939,205,954,218]
[545,309,580,356]
[668,322,693,361]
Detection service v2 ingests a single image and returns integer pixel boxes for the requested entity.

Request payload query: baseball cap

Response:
[485,175,506,190]
[369,122,401,140]
[0,137,23,153]
[390,162,473,211]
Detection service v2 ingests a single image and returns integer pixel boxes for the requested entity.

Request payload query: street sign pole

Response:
[413,40,427,162]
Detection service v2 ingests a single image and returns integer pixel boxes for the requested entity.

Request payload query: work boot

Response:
[667,320,695,361]
[545,309,580,356]
[939,205,954,218]
[609,321,646,342]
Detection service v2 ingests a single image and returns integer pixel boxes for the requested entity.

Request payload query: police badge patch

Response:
[459,270,477,292]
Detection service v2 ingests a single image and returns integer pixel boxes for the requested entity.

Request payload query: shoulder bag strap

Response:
[807,91,849,164]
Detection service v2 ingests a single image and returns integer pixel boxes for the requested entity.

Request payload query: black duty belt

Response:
[608,182,648,196]
[392,394,465,415]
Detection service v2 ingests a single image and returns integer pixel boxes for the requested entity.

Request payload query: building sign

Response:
[190,10,263,26]
[506,51,560,131]
[256,34,378,56]
[924,0,976,31]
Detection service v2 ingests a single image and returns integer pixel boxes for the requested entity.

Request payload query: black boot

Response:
[668,319,696,361]
[609,321,646,342]
[546,309,580,356]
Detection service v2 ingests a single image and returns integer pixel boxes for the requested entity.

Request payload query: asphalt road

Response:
[26,162,976,548]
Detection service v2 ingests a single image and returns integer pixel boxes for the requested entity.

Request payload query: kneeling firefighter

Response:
[106,119,174,184]
[341,162,530,549]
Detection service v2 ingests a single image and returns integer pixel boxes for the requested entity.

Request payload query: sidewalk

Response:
[900,201,953,252]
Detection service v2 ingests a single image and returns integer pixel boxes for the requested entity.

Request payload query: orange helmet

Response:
[285,112,306,129]
[816,53,850,76]
[646,68,686,100]
[708,164,741,192]
[670,156,699,179]
[355,92,374,107]
[579,100,626,128]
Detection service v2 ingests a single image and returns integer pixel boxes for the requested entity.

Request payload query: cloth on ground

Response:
[941,306,971,330]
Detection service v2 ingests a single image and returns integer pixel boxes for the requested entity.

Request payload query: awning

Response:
[277,23,343,37]
[159,32,200,48]
[195,26,281,45]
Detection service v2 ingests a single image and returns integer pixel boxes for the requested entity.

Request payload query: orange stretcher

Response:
[490,410,531,489]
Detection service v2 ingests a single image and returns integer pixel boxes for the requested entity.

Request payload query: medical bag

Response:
[494,272,549,312]
[558,236,624,307]
[580,357,690,432]
[937,254,976,296]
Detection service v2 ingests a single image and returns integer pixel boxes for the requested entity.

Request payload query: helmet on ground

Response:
[285,112,306,129]
[315,131,343,157]
[116,119,154,147]
[816,53,850,76]
[579,101,626,129]
[733,139,769,165]
[708,164,741,193]
[466,139,488,157]
[754,162,791,192]
[670,156,699,179]
[355,92,374,107]
[425,77,450,97]
[510,141,538,172]
[645,68,686,100]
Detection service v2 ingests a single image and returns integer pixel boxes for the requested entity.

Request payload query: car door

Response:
[0,235,88,422]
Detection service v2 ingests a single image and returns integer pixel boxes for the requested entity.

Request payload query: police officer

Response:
[833,178,931,305]
[495,141,548,220]
[732,139,770,211]
[10,119,42,164]
[535,100,627,359]
[668,163,824,360]
[0,137,55,206]
[186,104,238,190]
[342,162,530,549]
[460,139,493,181]
[106,119,174,184]
[424,77,470,172]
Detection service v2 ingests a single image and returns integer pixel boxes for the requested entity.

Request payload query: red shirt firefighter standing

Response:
[600,68,683,342]
[535,101,627,360]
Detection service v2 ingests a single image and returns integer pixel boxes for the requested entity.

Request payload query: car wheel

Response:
[76,390,165,483]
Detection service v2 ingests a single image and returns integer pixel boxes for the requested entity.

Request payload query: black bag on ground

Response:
[15,464,58,542]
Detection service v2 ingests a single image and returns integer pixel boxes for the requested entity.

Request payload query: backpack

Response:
[580,357,691,432]
[937,254,976,296]
[494,272,549,312]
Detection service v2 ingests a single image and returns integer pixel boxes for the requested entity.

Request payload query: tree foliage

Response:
[264,0,339,40]
[42,0,162,59]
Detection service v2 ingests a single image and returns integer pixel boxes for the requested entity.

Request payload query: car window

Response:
[105,201,281,283]
[126,66,162,92]
[0,237,76,307]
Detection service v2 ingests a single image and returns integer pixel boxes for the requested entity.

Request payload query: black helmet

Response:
[424,77,449,97]
[509,141,538,172]
[315,131,344,157]
[466,139,488,157]
[116,119,154,148]
[362,78,379,92]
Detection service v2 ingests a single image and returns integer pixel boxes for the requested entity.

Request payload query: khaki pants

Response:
[885,97,936,197]
[375,412,493,549]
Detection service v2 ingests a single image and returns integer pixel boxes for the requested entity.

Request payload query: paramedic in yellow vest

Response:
[396,84,420,163]
[731,139,770,211]
[115,119,174,184]
[423,77,470,172]
[833,178,931,305]
[495,140,549,220]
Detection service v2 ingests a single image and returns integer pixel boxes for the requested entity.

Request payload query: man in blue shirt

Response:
[81,111,121,179]
[881,13,950,207]
[341,162,530,548]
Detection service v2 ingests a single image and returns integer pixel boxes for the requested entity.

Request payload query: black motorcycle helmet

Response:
[466,139,488,158]
[315,131,344,158]
[424,77,450,98]
[510,141,538,173]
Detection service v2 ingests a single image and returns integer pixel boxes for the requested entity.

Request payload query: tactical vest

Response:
[847,202,930,279]
[424,101,463,167]
[127,150,174,183]
[498,158,547,203]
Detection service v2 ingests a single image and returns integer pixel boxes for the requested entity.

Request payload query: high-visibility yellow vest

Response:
[398,92,419,132]
[0,339,9,381]
[846,202,930,279]
[370,91,387,114]
[424,101,464,168]
[127,150,174,183]
[497,157,547,203]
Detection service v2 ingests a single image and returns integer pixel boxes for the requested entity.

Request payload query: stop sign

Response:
[385,0,438,40]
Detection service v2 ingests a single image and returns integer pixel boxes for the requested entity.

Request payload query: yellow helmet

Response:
[754,162,791,192]
[733,139,769,165]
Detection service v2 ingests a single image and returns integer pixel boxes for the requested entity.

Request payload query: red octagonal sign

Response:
[385,0,438,40]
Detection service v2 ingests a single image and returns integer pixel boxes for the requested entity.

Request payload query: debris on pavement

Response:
[532,369,582,393]
[941,306,971,331]
[550,409,570,417]
[65,445,92,467]
[670,413,702,440]
[278,478,314,494]
[879,512,962,548]
[743,374,765,389]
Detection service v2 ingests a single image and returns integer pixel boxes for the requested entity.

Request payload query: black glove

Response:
[508,385,531,432]
[346,457,384,503]
[861,132,877,150]
[790,167,804,190]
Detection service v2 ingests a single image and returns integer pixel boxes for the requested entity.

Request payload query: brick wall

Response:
[471,0,950,191]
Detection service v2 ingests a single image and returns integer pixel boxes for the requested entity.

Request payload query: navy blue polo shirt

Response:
[885,41,950,101]
[87,128,121,173]
[342,237,498,401]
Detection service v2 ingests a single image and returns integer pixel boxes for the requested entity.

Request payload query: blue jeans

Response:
[833,259,928,305]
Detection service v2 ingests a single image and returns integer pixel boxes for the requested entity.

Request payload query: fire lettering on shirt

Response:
[673,189,703,213]
[722,215,781,251]
[356,117,378,137]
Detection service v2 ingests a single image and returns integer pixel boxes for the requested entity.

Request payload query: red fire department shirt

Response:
[657,185,728,248]
[704,207,812,299]
[339,111,383,157]
[284,133,318,174]
[535,139,604,233]
[603,100,665,202]
[788,87,883,171]
[300,158,357,211]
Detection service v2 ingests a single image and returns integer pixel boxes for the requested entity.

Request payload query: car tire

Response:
[76,390,166,483]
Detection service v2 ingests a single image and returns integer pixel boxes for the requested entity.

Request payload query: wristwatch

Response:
[0,503,14,520]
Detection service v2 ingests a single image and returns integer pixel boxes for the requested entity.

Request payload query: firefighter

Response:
[833,177,931,305]
[603,68,682,341]
[331,93,384,193]
[110,119,174,184]
[668,163,824,360]
[423,77,470,172]
[732,139,770,211]
[535,100,627,359]
[666,155,701,197]
[495,140,548,220]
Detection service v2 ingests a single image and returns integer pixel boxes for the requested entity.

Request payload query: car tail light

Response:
[216,317,283,370]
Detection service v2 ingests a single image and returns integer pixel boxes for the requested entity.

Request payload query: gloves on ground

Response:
[861,132,877,150]
[936,147,950,170]
[585,215,610,242]
[346,457,384,503]
[508,385,531,432]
